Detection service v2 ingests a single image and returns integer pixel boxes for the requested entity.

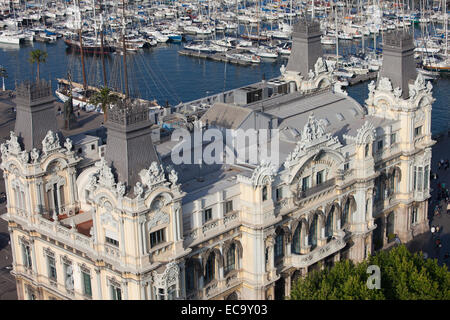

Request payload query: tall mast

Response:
[445,0,448,60]
[100,12,107,87]
[122,0,129,98]
[77,0,87,92]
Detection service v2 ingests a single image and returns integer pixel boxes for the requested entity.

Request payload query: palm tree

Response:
[0,66,7,91]
[28,49,48,81]
[88,86,118,122]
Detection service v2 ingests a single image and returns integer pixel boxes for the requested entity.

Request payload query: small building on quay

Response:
[0,19,435,300]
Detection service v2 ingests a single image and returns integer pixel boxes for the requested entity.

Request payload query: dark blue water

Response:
[0,36,448,135]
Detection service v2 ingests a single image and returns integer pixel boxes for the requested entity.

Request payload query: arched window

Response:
[262,186,268,201]
[205,253,215,284]
[309,215,318,249]
[365,144,370,157]
[291,225,301,254]
[274,233,284,259]
[325,206,334,241]
[342,200,350,227]
[225,244,236,273]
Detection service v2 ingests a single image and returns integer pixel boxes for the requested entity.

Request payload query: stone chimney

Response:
[379,30,417,99]
[105,100,160,188]
[14,80,58,151]
[286,18,323,76]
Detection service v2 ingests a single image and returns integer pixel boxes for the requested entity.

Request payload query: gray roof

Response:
[200,103,253,129]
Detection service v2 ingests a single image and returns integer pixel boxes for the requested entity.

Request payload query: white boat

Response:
[249,46,278,59]
[321,35,336,45]
[226,52,261,63]
[0,32,21,45]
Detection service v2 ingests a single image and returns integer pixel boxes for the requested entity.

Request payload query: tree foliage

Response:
[290,245,450,300]
[28,49,48,81]
[88,86,119,122]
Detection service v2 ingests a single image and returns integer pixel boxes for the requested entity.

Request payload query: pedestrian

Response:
[431,225,436,234]
[77,111,80,118]
[435,225,440,233]
[445,252,449,260]
[445,159,449,170]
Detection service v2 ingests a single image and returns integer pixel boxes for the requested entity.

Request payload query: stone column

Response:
[95,269,102,299]
[8,227,17,268]
[140,281,146,300]
[217,191,224,219]
[122,280,128,300]
[141,221,147,254]
[119,217,126,258]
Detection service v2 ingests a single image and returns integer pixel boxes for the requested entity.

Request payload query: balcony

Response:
[295,179,336,207]
[290,235,346,268]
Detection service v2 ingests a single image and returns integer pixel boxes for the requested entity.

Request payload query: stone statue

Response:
[30,148,39,164]
[0,143,7,159]
[42,130,60,153]
[314,57,327,75]
[393,87,402,98]
[64,138,73,152]
[116,182,126,197]
[426,80,433,93]
[134,182,144,198]
[280,64,286,75]
[169,169,178,186]
[308,69,315,79]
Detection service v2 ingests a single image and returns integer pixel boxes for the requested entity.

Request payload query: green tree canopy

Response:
[28,49,48,81]
[88,86,119,122]
[290,245,450,300]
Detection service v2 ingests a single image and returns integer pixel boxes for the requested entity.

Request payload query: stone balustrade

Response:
[290,236,346,268]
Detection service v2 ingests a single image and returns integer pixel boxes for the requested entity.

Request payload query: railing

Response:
[189,211,241,242]
[298,178,335,199]
[104,243,120,259]
[290,236,346,268]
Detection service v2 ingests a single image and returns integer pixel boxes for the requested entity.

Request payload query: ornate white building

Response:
[1,22,434,300]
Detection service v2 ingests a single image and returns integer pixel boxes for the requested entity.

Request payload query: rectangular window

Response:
[413,166,417,191]
[344,163,349,171]
[262,186,268,201]
[82,271,92,297]
[203,208,212,223]
[156,288,165,300]
[150,228,165,248]
[48,256,57,280]
[365,144,370,157]
[424,165,429,190]
[91,144,95,150]
[276,187,283,201]
[105,236,119,247]
[411,207,418,225]
[377,140,383,151]
[22,244,32,269]
[418,167,423,191]
[391,133,396,144]
[225,200,233,213]
[316,170,324,185]
[414,126,422,137]
[63,263,74,290]
[111,284,122,300]
[301,176,310,191]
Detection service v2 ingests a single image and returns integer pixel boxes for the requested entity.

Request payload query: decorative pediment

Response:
[353,120,376,145]
[147,209,169,230]
[152,262,180,289]
[100,211,118,229]
[139,161,166,189]
[377,77,393,92]
[284,113,340,168]
[96,157,116,188]
[250,160,276,188]
[314,57,327,76]
[42,130,61,154]
[1,131,22,161]
[409,73,433,101]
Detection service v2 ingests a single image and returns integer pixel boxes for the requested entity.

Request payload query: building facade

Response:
[1,23,434,300]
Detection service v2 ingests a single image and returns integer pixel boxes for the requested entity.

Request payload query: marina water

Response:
[0,33,448,136]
